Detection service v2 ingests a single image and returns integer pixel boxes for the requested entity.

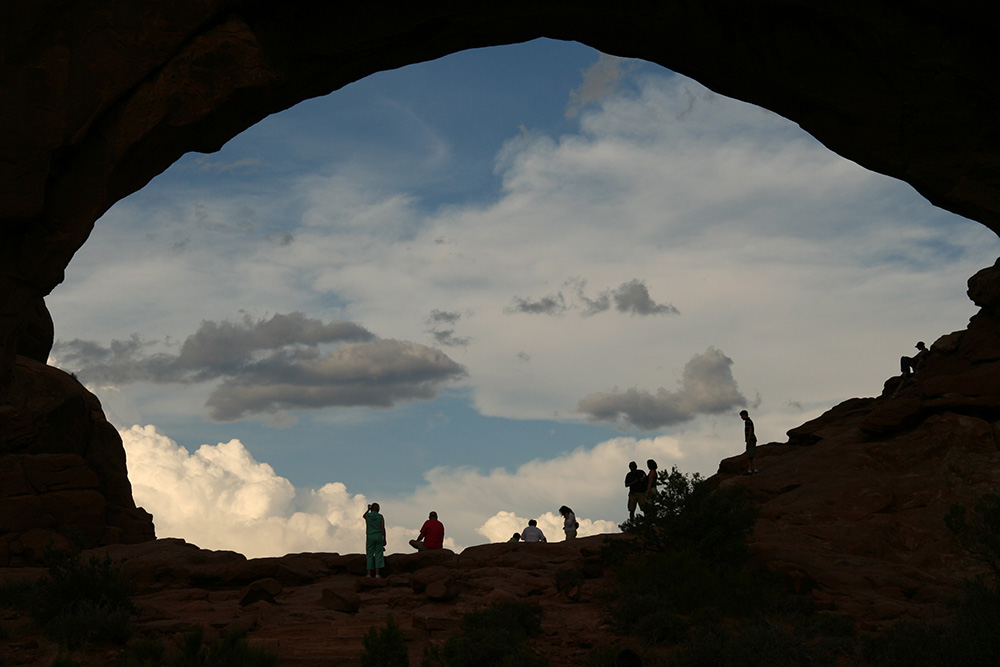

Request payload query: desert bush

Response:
[362,616,409,667]
[670,613,840,667]
[0,549,136,650]
[946,492,1000,581]
[862,577,1000,667]
[599,466,860,665]
[610,467,758,567]
[422,601,547,667]
[170,627,278,667]
[114,627,277,667]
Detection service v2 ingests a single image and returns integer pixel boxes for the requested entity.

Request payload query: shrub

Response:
[862,577,1000,667]
[36,552,136,649]
[0,549,137,650]
[611,467,758,567]
[362,616,409,667]
[946,493,1000,581]
[422,601,547,667]
[171,627,278,667]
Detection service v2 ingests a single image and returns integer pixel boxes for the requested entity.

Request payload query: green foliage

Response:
[670,613,842,667]
[172,627,278,667]
[0,550,137,650]
[583,645,643,667]
[37,552,136,649]
[0,575,38,610]
[362,616,410,667]
[554,567,586,592]
[600,466,859,665]
[946,493,1000,581]
[612,467,759,567]
[115,638,167,667]
[117,627,278,667]
[862,577,1000,667]
[422,601,547,667]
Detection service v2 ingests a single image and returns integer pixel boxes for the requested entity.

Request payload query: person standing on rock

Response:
[624,461,648,520]
[559,505,578,540]
[409,510,444,551]
[740,410,759,475]
[642,459,659,509]
[363,503,387,578]
[521,519,546,542]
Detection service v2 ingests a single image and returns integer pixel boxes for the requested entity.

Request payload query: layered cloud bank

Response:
[122,425,673,557]
[54,313,466,422]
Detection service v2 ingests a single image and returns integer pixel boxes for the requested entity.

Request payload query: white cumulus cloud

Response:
[123,424,684,556]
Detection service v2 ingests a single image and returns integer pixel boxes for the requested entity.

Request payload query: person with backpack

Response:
[559,505,578,541]
[624,461,648,519]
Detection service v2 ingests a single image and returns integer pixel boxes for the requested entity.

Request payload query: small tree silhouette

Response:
[361,616,409,667]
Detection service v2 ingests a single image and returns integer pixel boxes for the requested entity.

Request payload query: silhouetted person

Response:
[409,510,444,551]
[643,459,659,504]
[521,519,546,542]
[559,505,578,540]
[363,503,386,578]
[507,532,521,543]
[740,410,758,475]
[624,461,648,520]
[901,341,928,377]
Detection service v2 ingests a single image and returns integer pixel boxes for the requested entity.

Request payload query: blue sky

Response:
[47,39,999,557]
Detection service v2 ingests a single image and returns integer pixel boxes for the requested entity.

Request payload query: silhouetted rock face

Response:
[714,264,1000,626]
[2,1,1000,377]
[0,356,154,564]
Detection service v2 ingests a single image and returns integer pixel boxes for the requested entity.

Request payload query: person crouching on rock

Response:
[363,503,386,578]
[409,511,444,551]
[521,519,546,542]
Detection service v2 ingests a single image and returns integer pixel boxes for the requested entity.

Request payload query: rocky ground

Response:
[0,535,627,666]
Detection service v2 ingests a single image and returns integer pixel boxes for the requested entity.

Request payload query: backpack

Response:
[633,471,648,491]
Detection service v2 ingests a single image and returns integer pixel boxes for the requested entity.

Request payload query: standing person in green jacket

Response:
[363,503,387,578]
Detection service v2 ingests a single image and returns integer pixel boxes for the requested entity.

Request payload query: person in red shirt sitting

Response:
[409,511,445,551]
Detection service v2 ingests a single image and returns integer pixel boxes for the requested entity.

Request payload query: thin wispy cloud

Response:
[505,293,568,315]
[574,278,678,316]
[566,53,637,118]
[425,309,471,347]
[192,157,262,173]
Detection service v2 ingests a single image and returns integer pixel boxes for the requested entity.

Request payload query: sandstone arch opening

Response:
[38,40,999,558]
[5,3,1000,564]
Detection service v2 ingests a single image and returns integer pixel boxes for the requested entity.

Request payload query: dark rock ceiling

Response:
[2,1,1000,387]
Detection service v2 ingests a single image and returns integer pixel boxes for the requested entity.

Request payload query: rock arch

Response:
[3,1,1000,372]
[2,1,1000,557]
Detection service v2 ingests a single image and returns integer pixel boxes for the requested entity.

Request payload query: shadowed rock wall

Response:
[3,1,1000,369]
[2,1,1000,553]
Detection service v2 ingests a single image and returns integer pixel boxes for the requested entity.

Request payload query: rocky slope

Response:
[0,536,621,667]
[714,257,1000,626]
